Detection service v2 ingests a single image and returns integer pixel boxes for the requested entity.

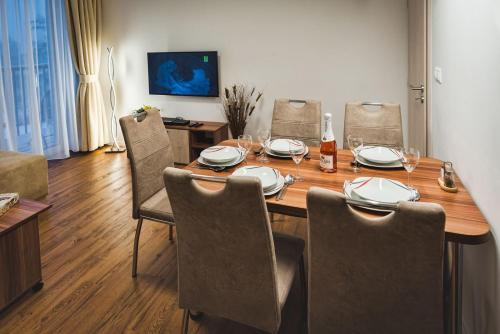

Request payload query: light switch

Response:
[434,67,443,84]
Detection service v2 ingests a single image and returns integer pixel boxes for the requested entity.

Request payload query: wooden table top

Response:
[185,139,490,245]
[0,199,51,237]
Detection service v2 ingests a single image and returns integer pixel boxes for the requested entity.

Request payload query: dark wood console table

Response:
[164,121,229,165]
[0,199,50,312]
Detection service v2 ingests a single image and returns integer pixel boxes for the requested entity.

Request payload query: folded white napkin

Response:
[0,193,19,216]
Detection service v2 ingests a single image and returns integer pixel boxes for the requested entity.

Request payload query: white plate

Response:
[268,139,305,154]
[351,177,413,204]
[197,150,244,167]
[265,145,309,159]
[264,175,285,196]
[232,166,280,191]
[356,155,403,169]
[343,182,393,213]
[200,146,241,163]
[358,146,402,164]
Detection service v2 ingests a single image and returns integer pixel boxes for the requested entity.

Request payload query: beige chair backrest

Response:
[307,187,445,334]
[343,102,403,148]
[119,109,174,219]
[163,167,281,333]
[271,98,321,146]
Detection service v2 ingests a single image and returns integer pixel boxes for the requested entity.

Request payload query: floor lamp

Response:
[106,46,126,153]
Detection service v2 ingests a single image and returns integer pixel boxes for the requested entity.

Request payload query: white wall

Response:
[431,0,500,333]
[99,0,408,145]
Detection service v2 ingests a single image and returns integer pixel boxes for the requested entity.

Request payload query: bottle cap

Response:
[324,113,332,121]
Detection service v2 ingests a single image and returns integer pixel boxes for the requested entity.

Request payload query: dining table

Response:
[184,139,490,334]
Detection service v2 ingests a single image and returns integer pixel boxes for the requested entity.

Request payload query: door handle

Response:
[409,84,425,93]
[415,96,425,103]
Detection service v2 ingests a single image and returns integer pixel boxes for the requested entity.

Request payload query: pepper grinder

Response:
[438,161,458,192]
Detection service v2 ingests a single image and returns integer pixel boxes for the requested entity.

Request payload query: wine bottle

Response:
[320,113,337,173]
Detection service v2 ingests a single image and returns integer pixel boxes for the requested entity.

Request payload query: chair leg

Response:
[132,218,144,278]
[189,310,204,320]
[299,254,308,332]
[181,309,189,334]
[169,224,174,241]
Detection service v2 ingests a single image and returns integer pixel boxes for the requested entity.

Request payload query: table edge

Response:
[0,199,51,236]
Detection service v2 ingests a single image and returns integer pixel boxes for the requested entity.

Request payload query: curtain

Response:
[65,0,109,152]
[0,0,78,159]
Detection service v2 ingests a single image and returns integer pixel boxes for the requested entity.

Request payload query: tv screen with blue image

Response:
[147,51,219,97]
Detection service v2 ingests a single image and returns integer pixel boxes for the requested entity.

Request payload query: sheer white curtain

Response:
[0,0,78,159]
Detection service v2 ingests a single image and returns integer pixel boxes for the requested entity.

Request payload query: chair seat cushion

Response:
[273,232,305,310]
[139,188,174,222]
[0,150,48,199]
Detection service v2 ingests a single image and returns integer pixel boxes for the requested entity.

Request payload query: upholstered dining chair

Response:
[307,187,445,334]
[343,102,404,148]
[119,109,175,277]
[271,98,322,146]
[163,167,306,334]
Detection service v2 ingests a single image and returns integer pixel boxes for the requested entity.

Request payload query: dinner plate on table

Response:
[197,149,244,168]
[356,155,403,169]
[350,177,413,203]
[263,175,285,196]
[343,182,394,213]
[344,177,416,212]
[200,146,241,163]
[268,138,305,155]
[265,145,309,159]
[358,146,402,164]
[232,166,281,192]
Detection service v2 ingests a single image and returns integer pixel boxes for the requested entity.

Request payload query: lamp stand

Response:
[106,46,126,154]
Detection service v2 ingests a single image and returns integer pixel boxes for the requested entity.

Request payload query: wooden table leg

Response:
[453,243,463,334]
[445,242,463,334]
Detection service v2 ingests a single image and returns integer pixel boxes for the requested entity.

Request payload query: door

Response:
[408,0,428,155]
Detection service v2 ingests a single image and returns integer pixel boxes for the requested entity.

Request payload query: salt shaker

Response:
[441,161,456,188]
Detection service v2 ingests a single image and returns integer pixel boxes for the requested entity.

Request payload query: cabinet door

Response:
[166,129,190,165]
[0,218,42,311]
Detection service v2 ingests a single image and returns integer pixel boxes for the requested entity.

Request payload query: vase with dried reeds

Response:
[222,84,263,138]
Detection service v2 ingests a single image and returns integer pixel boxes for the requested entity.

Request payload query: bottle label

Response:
[320,153,333,169]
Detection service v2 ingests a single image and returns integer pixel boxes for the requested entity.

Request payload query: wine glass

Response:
[347,135,363,173]
[237,134,253,163]
[256,129,270,162]
[401,147,420,191]
[289,139,306,181]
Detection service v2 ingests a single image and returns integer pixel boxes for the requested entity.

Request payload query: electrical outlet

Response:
[434,67,443,84]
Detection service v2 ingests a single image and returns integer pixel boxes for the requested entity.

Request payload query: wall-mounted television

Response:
[147,51,219,97]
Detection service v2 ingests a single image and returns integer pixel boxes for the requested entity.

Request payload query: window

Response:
[0,0,77,158]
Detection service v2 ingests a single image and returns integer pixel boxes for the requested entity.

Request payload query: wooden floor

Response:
[0,148,307,334]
